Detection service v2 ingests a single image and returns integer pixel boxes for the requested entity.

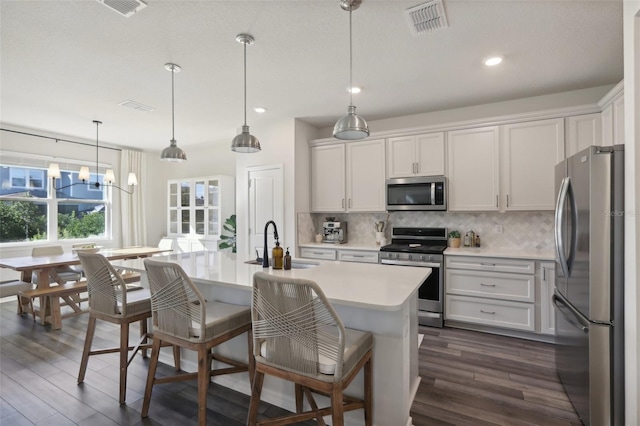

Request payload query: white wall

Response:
[235,119,296,258]
[293,119,317,251]
[143,140,236,246]
[623,2,640,424]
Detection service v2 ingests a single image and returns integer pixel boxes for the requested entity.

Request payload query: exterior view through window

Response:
[0,164,109,243]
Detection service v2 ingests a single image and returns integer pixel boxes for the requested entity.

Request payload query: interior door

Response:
[248,165,283,259]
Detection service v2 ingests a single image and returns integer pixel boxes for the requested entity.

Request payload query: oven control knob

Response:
[421,255,426,261]
[408,254,413,261]
[395,253,400,260]
[429,255,434,262]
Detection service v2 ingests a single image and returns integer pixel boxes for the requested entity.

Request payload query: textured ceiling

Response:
[0,0,623,151]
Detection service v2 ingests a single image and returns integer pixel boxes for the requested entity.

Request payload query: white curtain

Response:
[120,149,147,246]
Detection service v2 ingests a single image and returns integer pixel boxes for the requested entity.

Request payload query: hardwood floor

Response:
[411,326,582,426]
[0,299,581,425]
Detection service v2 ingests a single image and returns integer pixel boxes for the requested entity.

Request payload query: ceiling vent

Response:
[96,0,147,18]
[118,99,155,112]
[405,0,449,36]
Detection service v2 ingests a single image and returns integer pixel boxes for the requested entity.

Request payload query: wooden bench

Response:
[19,281,89,324]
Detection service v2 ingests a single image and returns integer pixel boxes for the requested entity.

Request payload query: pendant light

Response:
[231,34,261,153]
[160,63,187,162]
[333,0,369,140]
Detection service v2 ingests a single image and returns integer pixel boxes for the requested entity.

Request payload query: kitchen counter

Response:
[112,251,428,426]
[445,247,555,261]
[298,242,381,251]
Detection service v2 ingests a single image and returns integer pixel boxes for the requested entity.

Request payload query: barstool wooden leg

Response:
[142,338,162,418]
[364,356,373,426]
[119,322,130,404]
[78,315,96,384]
[295,384,304,413]
[247,330,254,388]
[247,370,265,426]
[173,345,181,371]
[140,318,148,359]
[330,384,345,426]
[197,346,210,426]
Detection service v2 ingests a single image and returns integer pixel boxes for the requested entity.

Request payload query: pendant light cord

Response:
[349,4,353,107]
[171,66,176,141]
[243,40,247,127]
[94,120,100,184]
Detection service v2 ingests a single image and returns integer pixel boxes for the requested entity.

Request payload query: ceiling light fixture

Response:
[160,63,187,162]
[484,56,503,66]
[348,86,362,94]
[49,120,137,194]
[253,107,266,113]
[231,34,261,153]
[333,0,369,141]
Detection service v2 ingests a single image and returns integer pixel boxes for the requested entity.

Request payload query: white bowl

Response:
[73,246,101,254]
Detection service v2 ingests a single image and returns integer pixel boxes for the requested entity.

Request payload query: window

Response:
[0,163,111,244]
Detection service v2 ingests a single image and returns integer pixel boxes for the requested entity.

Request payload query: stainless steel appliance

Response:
[386,176,447,211]
[322,220,347,244]
[380,227,447,327]
[553,145,624,426]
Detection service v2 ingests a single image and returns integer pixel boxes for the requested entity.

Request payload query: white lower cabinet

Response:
[300,246,379,264]
[445,255,537,332]
[538,262,556,335]
[300,247,337,261]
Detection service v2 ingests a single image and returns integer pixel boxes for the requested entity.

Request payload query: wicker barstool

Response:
[248,272,373,426]
[142,258,253,426]
[76,252,178,404]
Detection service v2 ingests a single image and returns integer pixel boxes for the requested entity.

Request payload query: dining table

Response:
[0,246,171,330]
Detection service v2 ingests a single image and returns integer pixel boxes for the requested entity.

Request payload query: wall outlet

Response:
[494,224,503,233]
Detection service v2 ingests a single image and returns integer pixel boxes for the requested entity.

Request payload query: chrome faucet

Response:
[263,220,279,268]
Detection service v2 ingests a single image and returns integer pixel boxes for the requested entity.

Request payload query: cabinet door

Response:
[346,139,386,212]
[501,118,565,211]
[311,144,346,212]
[566,113,601,157]
[539,262,556,335]
[386,136,415,178]
[447,126,500,211]
[168,181,180,235]
[415,132,445,176]
[601,104,614,147]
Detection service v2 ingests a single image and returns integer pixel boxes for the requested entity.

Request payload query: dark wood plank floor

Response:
[411,326,582,426]
[0,299,581,425]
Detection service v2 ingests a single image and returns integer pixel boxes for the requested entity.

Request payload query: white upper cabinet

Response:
[386,132,445,178]
[600,82,624,147]
[447,126,500,211]
[311,139,386,213]
[566,113,602,157]
[346,139,386,211]
[500,118,565,211]
[310,144,346,212]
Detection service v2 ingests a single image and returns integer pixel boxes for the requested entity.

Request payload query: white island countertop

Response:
[445,247,556,261]
[112,251,430,311]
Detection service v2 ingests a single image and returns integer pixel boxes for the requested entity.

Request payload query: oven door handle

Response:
[380,259,440,268]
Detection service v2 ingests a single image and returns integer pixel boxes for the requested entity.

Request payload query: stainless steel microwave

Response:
[386,176,447,211]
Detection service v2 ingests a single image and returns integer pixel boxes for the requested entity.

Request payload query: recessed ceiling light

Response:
[484,56,503,67]
[253,107,266,113]
[348,86,362,94]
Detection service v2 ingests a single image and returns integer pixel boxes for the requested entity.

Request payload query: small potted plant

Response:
[448,230,461,248]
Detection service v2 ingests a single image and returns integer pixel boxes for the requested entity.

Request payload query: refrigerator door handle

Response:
[554,177,571,278]
[553,292,589,333]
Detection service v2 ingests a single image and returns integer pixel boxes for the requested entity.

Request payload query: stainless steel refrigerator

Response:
[553,145,624,426]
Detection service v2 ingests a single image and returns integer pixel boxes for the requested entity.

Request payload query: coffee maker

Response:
[322,218,347,244]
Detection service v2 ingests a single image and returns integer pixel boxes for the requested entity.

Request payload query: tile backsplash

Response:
[299,211,554,251]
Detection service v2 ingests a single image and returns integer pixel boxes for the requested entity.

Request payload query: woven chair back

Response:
[143,258,207,341]
[251,272,346,380]
[78,252,130,317]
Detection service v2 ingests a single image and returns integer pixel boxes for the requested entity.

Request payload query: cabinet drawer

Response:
[445,295,535,331]
[338,250,379,264]
[445,256,535,275]
[445,269,534,303]
[300,248,336,261]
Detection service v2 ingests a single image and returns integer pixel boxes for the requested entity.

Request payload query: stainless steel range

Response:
[380,227,447,327]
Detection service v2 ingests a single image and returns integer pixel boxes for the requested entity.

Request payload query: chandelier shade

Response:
[160,63,187,162]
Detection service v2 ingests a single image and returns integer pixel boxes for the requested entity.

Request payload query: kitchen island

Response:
[111,251,429,426]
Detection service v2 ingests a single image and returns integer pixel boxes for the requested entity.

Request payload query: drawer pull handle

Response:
[312,252,324,255]
[480,263,496,267]
[352,255,364,258]
[480,310,496,314]
[480,283,496,287]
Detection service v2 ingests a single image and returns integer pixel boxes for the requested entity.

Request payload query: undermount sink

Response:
[244,259,319,269]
